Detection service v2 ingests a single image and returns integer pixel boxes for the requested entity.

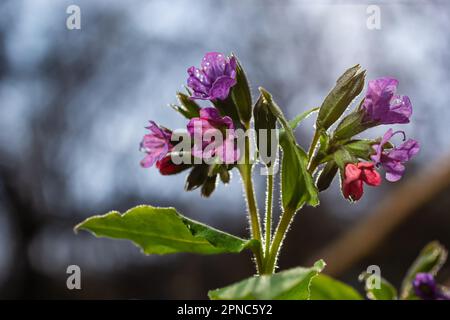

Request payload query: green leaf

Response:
[316,65,366,131]
[259,87,319,211]
[287,107,320,131]
[208,260,326,300]
[231,54,252,124]
[75,205,257,255]
[171,92,201,119]
[314,132,331,163]
[400,241,448,299]
[309,274,363,300]
[332,108,366,142]
[343,139,376,160]
[359,272,397,300]
[280,140,319,211]
[333,147,356,170]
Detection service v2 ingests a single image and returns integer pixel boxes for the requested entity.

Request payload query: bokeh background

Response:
[0,0,449,299]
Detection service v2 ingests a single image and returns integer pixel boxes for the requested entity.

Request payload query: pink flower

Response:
[362,77,412,125]
[371,129,420,182]
[187,108,240,163]
[140,121,173,168]
[187,52,237,101]
[343,162,381,201]
[156,156,191,175]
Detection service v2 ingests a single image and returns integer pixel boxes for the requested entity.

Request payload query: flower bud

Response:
[253,94,277,167]
[316,161,338,192]
[316,65,366,131]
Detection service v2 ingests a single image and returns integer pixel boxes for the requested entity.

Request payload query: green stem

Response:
[264,167,274,263]
[265,207,295,274]
[239,131,264,274]
[308,157,320,174]
[307,130,320,160]
[307,129,322,173]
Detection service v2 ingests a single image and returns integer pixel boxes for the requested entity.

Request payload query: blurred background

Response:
[0,0,449,299]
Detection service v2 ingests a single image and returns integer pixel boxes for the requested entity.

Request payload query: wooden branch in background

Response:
[308,153,450,277]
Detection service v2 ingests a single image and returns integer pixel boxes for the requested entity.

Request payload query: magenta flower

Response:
[362,77,412,125]
[187,52,237,101]
[342,162,381,201]
[187,107,240,163]
[413,273,450,300]
[371,128,420,182]
[140,121,173,168]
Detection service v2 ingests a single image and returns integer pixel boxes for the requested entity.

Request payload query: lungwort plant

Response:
[76,52,427,299]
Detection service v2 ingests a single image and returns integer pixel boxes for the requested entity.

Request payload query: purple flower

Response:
[362,77,412,125]
[371,128,420,182]
[140,121,173,168]
[187,52,237,101]
[413,273,450,300]
[187,107,240,163]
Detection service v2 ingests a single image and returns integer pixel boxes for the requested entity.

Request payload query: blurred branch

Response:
[308,153,450,276]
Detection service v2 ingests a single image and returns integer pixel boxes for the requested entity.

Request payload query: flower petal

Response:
[344,163,362,183]
[210,76,237,101]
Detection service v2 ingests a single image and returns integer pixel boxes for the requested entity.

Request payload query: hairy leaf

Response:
[209,260,326,300]
[76,205,257,255]
[359,272,398,300]
[310,274,363,300]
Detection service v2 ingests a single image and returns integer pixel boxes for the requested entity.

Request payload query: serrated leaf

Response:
[317,65,366,131]
[76,205,257,255]
[400,241,448,299]
[231,55,252,124]
[359,272,397,300]
[259,87,319,211]
[309,274,363,300]
[208,260,326,300]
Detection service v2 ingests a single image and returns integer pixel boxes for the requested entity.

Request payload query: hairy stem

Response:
[307,130,320,161]
[239,132,264,274]
[308,157,320,174]
[264,167,274,264]
[265,207,295,274]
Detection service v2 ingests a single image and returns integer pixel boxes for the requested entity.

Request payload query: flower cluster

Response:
[140,54,420,202]
[337,77,419,201]
[139,52,240,197]
[413,273,450,300]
